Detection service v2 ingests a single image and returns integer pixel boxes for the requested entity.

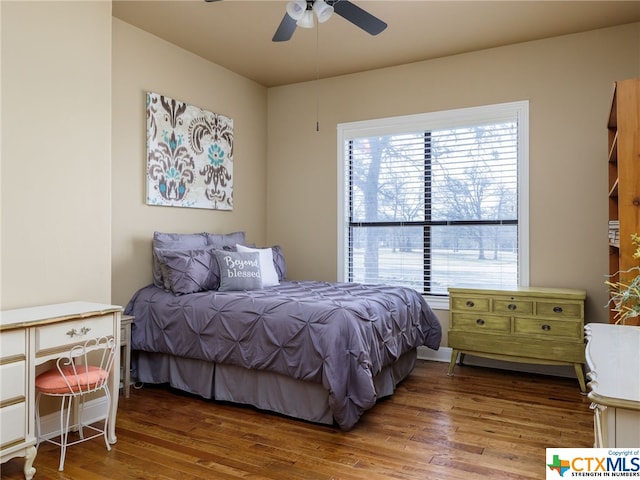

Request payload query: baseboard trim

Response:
[417,345,452,363]
[38,397,109,440]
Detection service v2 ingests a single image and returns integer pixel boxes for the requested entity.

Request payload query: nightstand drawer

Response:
[493,298,533,315]
[450,296,490,312]
[451,313,510,332]
[35,314,114,354]
[536,301,582,319]
[513,317,582,339]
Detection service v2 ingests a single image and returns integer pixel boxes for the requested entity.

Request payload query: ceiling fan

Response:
[205,0,387,42]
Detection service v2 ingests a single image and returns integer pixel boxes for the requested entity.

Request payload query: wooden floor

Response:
[1,360,594,480]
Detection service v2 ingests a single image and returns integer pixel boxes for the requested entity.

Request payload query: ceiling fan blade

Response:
[333,0,387,36]
[204,0,222,2]
[272,13,298,42]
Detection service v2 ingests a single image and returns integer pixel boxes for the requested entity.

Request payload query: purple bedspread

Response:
[125,281,441,429]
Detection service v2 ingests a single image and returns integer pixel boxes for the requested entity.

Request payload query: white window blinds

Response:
[338,101,529,296]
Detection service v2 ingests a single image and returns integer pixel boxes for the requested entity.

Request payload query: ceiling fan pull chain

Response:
[316,23,320,132]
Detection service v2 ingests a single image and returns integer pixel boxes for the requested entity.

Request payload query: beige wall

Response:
[2,2,638,334]
[1,1,113,309]
[111,19,268,308]
[267,23,640,330]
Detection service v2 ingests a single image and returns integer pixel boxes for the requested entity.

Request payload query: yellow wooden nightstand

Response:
[447,286,587,392]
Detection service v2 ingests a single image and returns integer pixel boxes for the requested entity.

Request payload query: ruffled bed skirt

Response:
[132,348,417,426]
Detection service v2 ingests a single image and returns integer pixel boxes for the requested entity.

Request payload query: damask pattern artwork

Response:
[146,92,233,210]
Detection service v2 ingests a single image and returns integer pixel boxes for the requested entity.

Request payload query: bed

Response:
[124,231,442,430]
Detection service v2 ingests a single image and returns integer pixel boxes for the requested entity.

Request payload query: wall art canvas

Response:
[146,92,233,210]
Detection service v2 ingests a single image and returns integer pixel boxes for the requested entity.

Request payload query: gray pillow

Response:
[206,231,246,249]
[155,246,221,295]
[271,245,287,281]
[151,231,246,288]
[152,232,208,288]
[214,251,262,291]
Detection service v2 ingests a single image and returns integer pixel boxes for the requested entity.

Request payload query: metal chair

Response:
[34,336,116,471]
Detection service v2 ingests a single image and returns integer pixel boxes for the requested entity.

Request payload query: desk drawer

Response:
[451,313,510,333]
[0,360,26,403]
[35,314,115,354]
[0,329,26,358]
[0,402,26,447]
[514,317,582,339]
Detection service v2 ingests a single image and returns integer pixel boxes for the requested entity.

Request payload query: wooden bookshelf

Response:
[607,78,640,324]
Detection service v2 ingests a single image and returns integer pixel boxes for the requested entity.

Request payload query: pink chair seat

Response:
[35,365,109,395]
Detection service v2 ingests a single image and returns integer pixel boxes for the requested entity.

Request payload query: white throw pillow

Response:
[236,244,280,287]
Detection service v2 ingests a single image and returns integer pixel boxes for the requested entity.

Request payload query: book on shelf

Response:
[609,220,620,245]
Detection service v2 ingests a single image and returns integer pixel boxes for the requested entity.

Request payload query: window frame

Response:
[336,101,530,309]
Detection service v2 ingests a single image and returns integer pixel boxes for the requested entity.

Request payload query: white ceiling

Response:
[112,0,640,88]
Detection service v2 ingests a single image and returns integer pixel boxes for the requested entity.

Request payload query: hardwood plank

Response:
[0,360,593,479]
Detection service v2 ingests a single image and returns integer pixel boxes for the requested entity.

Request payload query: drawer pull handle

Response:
[66,326,92,337]
[476,318,485,326]
[466,301,475,308]
[541,324,551,331]
[508,303,517,311]
[553,306,563,313]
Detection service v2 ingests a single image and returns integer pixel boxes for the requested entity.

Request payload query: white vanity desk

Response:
[0,302,122,480]
[585,323,640,448]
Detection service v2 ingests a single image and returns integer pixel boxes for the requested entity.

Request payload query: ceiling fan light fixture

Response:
[297,10,315,28]
[313,0,334,23]
[271,0,387,42]
[286,0,307,21]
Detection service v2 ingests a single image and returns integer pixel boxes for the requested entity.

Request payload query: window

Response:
[337,102,529,308]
